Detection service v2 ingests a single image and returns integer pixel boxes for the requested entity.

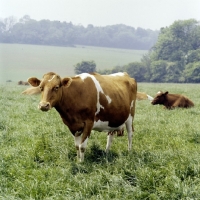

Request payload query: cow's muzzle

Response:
[151,101,157,105]
[38,102,51,111]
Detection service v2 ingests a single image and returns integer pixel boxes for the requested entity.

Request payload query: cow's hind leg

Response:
[126,116,134,151]
[105,132,115,153]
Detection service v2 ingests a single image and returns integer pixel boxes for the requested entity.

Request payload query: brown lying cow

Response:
[151,91,194,109]
[22,72,137,162]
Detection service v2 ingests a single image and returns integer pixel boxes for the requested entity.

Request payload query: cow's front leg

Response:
[74,135,88,162]
[79,137,88,162]
[74,121,92,162]
[74,135,82,161]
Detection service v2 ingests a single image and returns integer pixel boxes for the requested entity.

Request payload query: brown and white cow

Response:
[151,91,194,109]
[22,72,137,162]
[136,92,153,101]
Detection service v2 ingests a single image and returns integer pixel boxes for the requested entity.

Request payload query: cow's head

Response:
[151,91,168,105]
[27,72,72,111]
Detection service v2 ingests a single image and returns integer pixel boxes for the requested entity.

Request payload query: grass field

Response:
[0,82,200,199]
[0,43,147,84]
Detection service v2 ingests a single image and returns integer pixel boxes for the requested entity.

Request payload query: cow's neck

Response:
[55,87,69,119]
[54,87,81,134]
[163,95,169,106]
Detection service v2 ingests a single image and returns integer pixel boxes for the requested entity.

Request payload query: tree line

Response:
[0,15,158,50]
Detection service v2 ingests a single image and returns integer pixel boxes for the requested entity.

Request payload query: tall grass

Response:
[0,82,200,199]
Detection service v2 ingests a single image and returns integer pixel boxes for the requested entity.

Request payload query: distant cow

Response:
[18,81,29,85]
[22,72,137,162]
[151,91,194,109]
[136,92,153,101]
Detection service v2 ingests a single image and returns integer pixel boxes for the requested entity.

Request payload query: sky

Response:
[0,0,200,30]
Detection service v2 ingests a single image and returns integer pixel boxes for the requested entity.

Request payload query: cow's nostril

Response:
[39,102,51,111]
[45,103,50,108]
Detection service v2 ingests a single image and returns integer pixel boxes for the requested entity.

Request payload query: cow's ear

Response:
[164,91,169,95]
[62,77,72,88]
[28,77,41,87]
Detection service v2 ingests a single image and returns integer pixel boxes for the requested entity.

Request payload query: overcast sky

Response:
[0,0,200,30]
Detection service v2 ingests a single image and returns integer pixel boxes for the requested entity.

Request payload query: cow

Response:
[151,91,194,109]
[18,80,29,85]
[136,92,153,101]
[22,72,137,162]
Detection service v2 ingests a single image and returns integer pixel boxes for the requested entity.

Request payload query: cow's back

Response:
[166,93,194,108]
[179,96,194,108]
[95,73,136,104]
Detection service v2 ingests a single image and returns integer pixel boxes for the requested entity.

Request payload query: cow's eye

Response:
[54,86,59,91]
[40,86,43,91]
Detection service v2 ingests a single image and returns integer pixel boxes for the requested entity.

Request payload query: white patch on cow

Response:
[48,75,55,82]
[130,100,134,108]
[147,95,154,101]
[93,120,125,132]
[79,137,88,150]
[129,100,134,113]
[106,95,112,104]
[109,72,125,76]
[76,73,90,80]
[157,91,162,94]
[77,73,112,114]
[74,135,82,147]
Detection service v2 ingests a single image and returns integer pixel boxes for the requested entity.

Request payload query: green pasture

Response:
[0,43,146,83]
[0,82,200,199]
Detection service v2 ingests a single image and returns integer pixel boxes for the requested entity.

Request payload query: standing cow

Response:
[22,72,137,162]
[151,91,194,109]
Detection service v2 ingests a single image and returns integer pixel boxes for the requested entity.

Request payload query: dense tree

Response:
[153,19,200,61]
[183,62,200,83]
[146,19,200,83]
[149,60,167,82]
[125,62,147,82]
[1,16,17,32]
[74,61,96,74]
[186,49,200,63]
